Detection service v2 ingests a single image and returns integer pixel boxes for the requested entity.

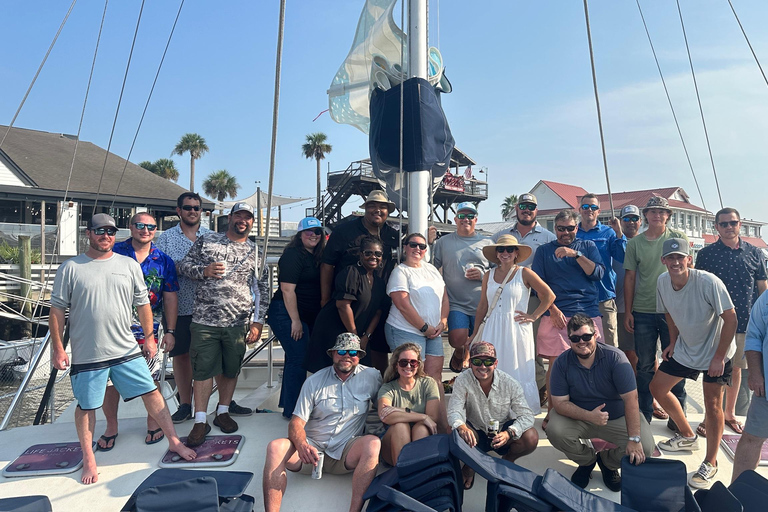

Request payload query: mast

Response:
[407,0,429,237]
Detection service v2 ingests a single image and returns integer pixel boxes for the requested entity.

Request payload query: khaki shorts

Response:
[296,436,363,475]
[616,312,635,352]
[733,333,747,369]
[599,299,618,347]
[190,322,248,380]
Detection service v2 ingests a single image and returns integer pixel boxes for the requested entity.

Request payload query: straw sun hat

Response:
[482,234,533,265]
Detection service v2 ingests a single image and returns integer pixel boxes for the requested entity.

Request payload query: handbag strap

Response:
[481,265,518,324]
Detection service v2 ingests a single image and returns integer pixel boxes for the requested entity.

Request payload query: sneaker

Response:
[186,422,211,447]
[570,459,597,489]
[689,461,718,489]
[658,433,699,452]
[171,403,192,424]
[229,400,253,416]
[213,412,239,433]
[595,453,621,492]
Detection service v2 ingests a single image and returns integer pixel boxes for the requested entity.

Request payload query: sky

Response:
[2,0,768,228]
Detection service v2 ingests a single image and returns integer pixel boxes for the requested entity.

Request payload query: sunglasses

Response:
[517,203,537,211]
[181,205,201,211]
[92,227,117,236]
[622,216,640,223]
[133,222,157,231]
[718,221,740,228]
[397,359,420,368]
[581,204,600,211]
[362,250,383,258]
[457,213,476,220]
[556,225,577,232]
[495,246,518,253]
[303,228,324,236]
[568,332,595,344]
[407,242,427,250]
[470,357,496,367]
[336,350,359,357]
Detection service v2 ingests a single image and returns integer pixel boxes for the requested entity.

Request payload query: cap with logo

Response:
[456,202,478,215]
[662,238,690,258]
[297,217,322,232]
[620,205,641,217]
[89,213,117,230]
[518,193,537,206]
[230,202,255,217]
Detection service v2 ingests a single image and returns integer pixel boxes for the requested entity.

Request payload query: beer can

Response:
[311,451,324,479]
[487,419,500,436]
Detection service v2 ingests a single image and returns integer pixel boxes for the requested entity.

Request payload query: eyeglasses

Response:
[718,221,740,228]
[303,228,324,236]
[495,246,518,253]
[181,205,201,211]
[568,332,595,344]
[470,357,496,367]
[363,250,383,258]
[133,222,157,231]
[407,242,427,250]
[336,350,359,357]
[622,216,640,223]
[397,359,420,368]
[580,204,600,211]
[518,203,537,211]
[92,227,117,236]
[457,213,476,220]
[556,225,577,232]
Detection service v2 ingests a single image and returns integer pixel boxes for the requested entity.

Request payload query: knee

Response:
[265,438,292,465]
[518,428,539,452]
[360,435,381,460]
[389,421,411,438]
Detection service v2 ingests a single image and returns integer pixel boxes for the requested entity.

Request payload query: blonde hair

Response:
[383,343,427,382]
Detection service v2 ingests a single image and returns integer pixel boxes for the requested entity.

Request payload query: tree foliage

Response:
[172,133,209,192]
[203,169,240,213]
[501,194,519,221]
[139,158,179,182]
[302,132,332,209]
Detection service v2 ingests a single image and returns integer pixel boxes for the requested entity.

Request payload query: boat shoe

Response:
[213,412,239,433]
[187,422,212,447]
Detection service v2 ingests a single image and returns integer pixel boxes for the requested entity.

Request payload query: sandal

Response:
[725,419,744,434]
[145,428,165,445]
[696,423,707,438]
[97,433,118,452]
[462,466,475,490]
[542,414,550,431]
[449,351,465,374]
[652,404,669,420]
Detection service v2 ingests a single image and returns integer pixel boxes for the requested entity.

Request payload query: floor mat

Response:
[159,435,245,468]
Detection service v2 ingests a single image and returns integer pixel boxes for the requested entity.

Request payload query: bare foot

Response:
[169,438,197,460]
[81,457,99,485]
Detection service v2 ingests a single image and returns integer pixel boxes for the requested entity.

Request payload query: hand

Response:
[514,310,536,324]
[707,356,725,378]
[420,415,438,435]
[590,404,609,426]
[626,440,645,465]
[661,343,674,362]
[161,332,175,352]
[290,319,303,341]
[465,267,484,281]
[609,217,623,238]
[143,337,158,359]
[457,425,477,447]
[203,261,226,278]
[427,225,437,245]
[748,372,766,397]
[53,348,69,371]
[297,441,319,466]
[550,306,567,330]
[427,322,445,339]
[246,322,263,343]
[491,431,511,450]
[554,247,577,259]
[624,312,634,333]
[360,334,369,350]
[320,297,330,308]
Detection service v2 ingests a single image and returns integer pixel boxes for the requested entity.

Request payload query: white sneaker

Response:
[689,461,718,489]
[658,433,699,452]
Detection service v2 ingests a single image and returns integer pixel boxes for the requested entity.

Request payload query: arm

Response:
[361,310,382,350]
[281,282,304,340]
[746,351,765,397]
[745,297,766,396]
[505,381,535,440]
[177,237,214,280]
[336,299,357,333]
[390,291,429,331]
[320,263,335,307]
[288,415,319,465]
[662,312,679,361]
[620,389,646,465]
[378,396,437,429]
[758,279,767,296]
[624,269,637,332]
[446,376,477,447]
[551,394,609,425]
[161,291,178,352]
[469,272,490,343]
[707,308,738,377]
[553,245,599,277]
[426,289,449,339]
[50,306,69,370]
[137,303,157,359]
[517,268,555,323]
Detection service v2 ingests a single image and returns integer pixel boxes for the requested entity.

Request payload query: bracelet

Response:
[165,329,176,335]
[361,332,370,338]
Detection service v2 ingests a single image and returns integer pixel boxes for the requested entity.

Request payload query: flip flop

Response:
[696,423,707,438]
[725,419,744,434]
[449,352,464,374]
[652,404,669,420]
[145,428,165,445]
[96,433,118,452]
[462,466,475,490]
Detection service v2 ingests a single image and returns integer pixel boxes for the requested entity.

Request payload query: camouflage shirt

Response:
[177,232,270,327]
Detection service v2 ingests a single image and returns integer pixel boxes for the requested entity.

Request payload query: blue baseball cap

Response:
[456,202,478,215]
[297,217,322,232]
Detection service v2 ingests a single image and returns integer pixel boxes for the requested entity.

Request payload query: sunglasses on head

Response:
[718,220,739,228]
[518,203,537,211]
[407,242,427,250]
[496,246,518,253]
[397,359,420,368]
[303,227,324,236]
[336,350,359,357]
[581,204,600,211]
[556,225,577,232]
[622,216,640,223]
[363,250,383,258]
[133,222,157,231]
[181,205,201,211]
[92,227,117,236]
[568,332,595,344]
[470,357,496,367]
[457,213,476,220]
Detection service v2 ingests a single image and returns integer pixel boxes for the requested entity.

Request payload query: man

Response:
[696,207,767,435]
[448,342,539,490]
[177,202,270,446]
[321,190,400,372]
[624,196,689,425]
[157,193,252,422]
[547,314,653,492]
[652,238,737,489]
[732,290,768,482]
[576,193,626,348]
[98,212,179,449]
[50,214,195,485]
[263,333,382,512]
[532,209,604,409]
[431,202,492,372]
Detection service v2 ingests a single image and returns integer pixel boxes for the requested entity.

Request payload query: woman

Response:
[304,236,386,373]
[473,234,555,414]
[267,217,325,418]
[378,343,440,465]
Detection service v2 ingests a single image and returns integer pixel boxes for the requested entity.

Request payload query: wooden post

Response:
[19,235,32,336]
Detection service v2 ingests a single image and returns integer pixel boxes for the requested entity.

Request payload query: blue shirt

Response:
[532,239,605,318]
[576,223,626,302]
[745,291,768,401]
[113,239,179,316]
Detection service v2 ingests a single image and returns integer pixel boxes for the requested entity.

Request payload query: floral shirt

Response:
[156,224,211,316]
[113,239,179,318]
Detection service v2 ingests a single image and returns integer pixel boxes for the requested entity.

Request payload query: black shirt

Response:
[322,216,400,280]
[272,245,322,326]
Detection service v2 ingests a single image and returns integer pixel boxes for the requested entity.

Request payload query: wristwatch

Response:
[575,250,583,259]
[419,323,429,333]
[165,329,176,335]
[405,407,412,413]
[629,435,641,443]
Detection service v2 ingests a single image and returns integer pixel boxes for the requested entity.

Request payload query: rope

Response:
[581,0,615,217]
[0,0,78,148]
[676,0,723,209]
[93,0,147,213]
[727,0,768,88]
[110,0,186,208]
[635,0,706,212]
[398,0,405,257]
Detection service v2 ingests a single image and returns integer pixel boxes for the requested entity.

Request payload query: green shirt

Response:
[624,227,688,313]
[377,376,440,414]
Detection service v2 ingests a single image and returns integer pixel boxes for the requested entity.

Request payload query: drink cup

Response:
[311,451,324,479]
[487,419,499,437]
[464,263,477,279]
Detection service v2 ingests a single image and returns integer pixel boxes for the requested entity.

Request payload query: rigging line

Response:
[398,0,405,256]
[582,0,615,217]
[635,0,706,212]
[93,0,147,213]
[0,0,78,149]
[676,0,723,209]
[727,0,768,88]
[110,0,186,208]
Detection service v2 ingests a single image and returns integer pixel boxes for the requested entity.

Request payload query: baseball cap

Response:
[230,202,254,217]
[89,213,117,230]
[662,238,689,258]
[456,201,478,215]
[643,196,671,213]
[469,341,497,358]
[518,193,537,205]
[297,216,322,232]
[620,205,641,217]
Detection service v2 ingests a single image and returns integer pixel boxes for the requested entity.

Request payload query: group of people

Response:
[49,187,768,506]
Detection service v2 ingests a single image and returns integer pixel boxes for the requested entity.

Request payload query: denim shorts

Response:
[447,310,475,335]
[70,354,157,410]
[385,323,444,357]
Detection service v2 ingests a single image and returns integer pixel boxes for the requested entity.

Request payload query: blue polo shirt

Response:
[745,291,768,402]
[550,343,636,420]
[532,239,604,318]
[577,223,626,302]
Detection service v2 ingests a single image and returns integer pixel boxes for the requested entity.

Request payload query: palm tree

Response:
[138,160,156,173]
[172,133,209,192]
[202,170,240,214]
[501,194,519,221]
[152,158,180,182]
[302,132,332,209]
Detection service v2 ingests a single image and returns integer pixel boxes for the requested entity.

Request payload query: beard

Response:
[517,216,534,227]
[181,216,200,228]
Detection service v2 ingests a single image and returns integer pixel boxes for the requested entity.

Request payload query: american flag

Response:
[464,166,472,180]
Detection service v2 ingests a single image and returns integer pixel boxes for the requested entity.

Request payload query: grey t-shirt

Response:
[432,232,492,316]
[656,269,736,370]
[51,253,149,365]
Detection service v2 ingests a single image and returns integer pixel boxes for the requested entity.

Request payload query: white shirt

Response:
[386,262,445,334]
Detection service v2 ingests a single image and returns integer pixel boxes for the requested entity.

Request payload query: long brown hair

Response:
[383,343,427,382]
[285,227,326,266]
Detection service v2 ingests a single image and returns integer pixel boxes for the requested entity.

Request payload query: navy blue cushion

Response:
[399,460,457,491]
[729,471,768,512]
[396,434,452,476]
[539,468,635,512]
[0,496,52,512]
[695,482,742,512]
[491,481,554,512]
[376,486,437,512]
[449,429,538,490]
[620,456,691,512]
[135,477,220,512]
[363,467,400,501]
[405,474,460,505]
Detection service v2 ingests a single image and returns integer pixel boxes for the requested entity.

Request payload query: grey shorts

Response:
[744,395,768,439]
[616,312,635,352]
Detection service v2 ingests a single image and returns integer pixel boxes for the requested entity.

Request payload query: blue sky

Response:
[2,0,768,226]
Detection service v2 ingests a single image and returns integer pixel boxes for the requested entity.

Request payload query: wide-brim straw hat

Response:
[326,332,367,358]
[482,234,533,264]
[360,190,396,213]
